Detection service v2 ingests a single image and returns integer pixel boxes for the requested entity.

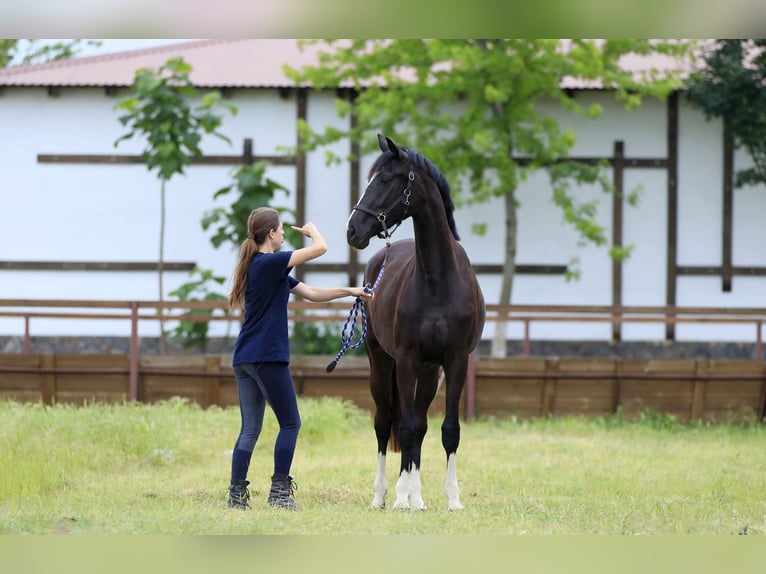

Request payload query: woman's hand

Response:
[291,222,319,238]
[352,287,373,301]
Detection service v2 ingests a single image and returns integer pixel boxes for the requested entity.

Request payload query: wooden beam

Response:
[666,91,679,340]
[37,138,295,166]
[677,266,766,277]
[0,261,196,272]
[612,140,624,342]
[349,111,361,287]
[513,156,667,168]
[722,124,734,292]
[294,89,308,285]
[300,262,569,275]
[37,153,294,166]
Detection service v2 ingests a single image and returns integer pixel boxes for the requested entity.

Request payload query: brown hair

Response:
[228,207,281,311]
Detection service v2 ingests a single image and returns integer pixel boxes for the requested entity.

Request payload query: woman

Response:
[226,207,372,510]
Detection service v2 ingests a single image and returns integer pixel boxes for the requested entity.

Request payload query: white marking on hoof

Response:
[445,453,463,511]
[371,452,387,509]
[393,470,411,509]
[391,467,428,510]
[409,468,427,510]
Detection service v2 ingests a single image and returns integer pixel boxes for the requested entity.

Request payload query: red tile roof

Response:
[0,39,696,90]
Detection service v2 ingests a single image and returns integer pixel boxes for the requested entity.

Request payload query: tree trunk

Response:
[158,179,167,354]
[491,190,517,357]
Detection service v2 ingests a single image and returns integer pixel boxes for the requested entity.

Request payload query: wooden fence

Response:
[1,299,766,422]
[1,353,765,423]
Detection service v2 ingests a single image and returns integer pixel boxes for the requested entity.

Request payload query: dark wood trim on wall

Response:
[302,262,570,275]
[722,124,734,292]
[513,156,667,168]
[0,261,196,272]
[678,266,766,277]
[348,112,361,287]
[612,140,625,341]
[666,91,679,340]
[37,139,293,167]
[294,88,308,285]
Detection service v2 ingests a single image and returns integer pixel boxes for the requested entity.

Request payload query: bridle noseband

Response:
[352,169,415,242]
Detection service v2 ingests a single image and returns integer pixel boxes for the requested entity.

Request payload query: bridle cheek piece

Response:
[353,170,415,243]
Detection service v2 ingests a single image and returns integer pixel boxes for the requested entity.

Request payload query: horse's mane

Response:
[370,147,460,241]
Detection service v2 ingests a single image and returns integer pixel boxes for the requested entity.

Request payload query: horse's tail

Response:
[389,368,401,453]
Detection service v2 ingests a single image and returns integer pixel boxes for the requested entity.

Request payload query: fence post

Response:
[756,321,763,362]
[540,358,558,417]
[129,302,139,401]
[690,360,708,422]
[41,354,55,405]
[523,319,531,356]
[204,356,221,408]
[23,314,31,354]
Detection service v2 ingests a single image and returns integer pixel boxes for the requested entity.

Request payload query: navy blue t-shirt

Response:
[232,250,300,366]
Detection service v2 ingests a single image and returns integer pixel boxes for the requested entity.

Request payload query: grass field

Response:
[1,396,765,535]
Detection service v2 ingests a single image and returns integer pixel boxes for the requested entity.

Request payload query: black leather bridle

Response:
[352,169,415,241]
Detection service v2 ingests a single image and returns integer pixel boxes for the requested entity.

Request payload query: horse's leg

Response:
[405,363,440,510]
[393,361,439,510]
[367,338,395,509]
[392,355,420,510]
[441,354,469,511]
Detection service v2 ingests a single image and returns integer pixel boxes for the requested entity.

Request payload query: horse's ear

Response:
[384,136,401,156]
[378,134,404,158]
[377,133,388,152]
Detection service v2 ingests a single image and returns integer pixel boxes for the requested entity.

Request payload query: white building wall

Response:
[0,87,299,336]
[673,103,766,341]
[732,147,766,268]
[1,86,765,344]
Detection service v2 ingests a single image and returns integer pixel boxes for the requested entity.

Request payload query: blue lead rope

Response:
[325,248,388,373]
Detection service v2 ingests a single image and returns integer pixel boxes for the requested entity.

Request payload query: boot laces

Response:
[287,476,298,497]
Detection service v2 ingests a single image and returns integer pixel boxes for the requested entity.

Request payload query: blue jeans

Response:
[231,362,301,481]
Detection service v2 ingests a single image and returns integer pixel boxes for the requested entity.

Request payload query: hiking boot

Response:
[227,479,251,509]
[267,473,299,510]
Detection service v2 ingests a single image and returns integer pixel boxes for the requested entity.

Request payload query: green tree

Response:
[285,39,692,356]
[115,57,236,352]
[0,39,101,67]
[685,39,766,189]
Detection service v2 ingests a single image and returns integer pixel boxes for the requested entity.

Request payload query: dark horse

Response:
[346,134,485,510]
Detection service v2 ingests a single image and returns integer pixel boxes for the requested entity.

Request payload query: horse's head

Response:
[346,134,415,249]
